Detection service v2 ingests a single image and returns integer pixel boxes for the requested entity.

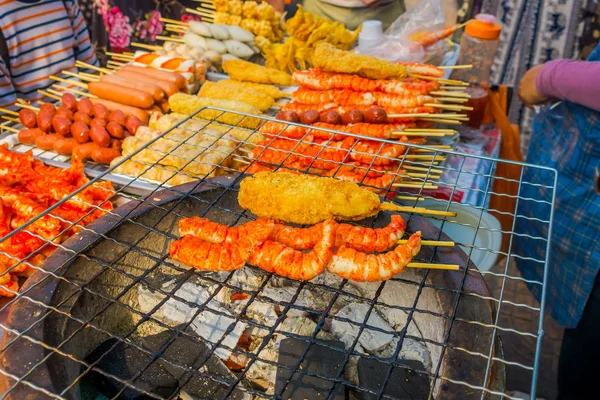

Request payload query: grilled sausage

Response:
[77,98,94,115]
[88,81,155,109]
[36,111,53,132]
[125,116,143,135]
[91,148,121,164]
[52,115,72,136]
[18,128,44,144]
[53,138,78,155]
[341,110,365,125]
[89,125,111,147]
[115,70,179,97]
[73,112,91,125]
[364,107,387,124]
[99,74,165,102]
[93,103,110,120]
[72,142,100,161]
[110,138,122,152]
[108,109,126,126]
[106,122,124,139]
[120,65,187,90]
[276,110,300,123]
[39,103,56,115]
[71,121,90,144]
[89,98,149,124]
[61,93,78,111]
[55,106,73,120]
[299,110,319,125]
[319,110,342,125]
[90,118,107,128]
[18,109,37,128]
[35,134,61,150]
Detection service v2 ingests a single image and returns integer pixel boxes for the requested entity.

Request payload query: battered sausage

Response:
[18,128,44,144]
[341,110,365,125]
[120,65,186,90]
[91,148,121,164]
[40,103,56,115]
[108,109,126,126]
[18,109,37,128]
[90,118,107,128]
[61,93,78,111]
[52,115,72,136]
[72,142,100,161]
[87,81,155,109]
[77,98,94,115]
[89,125,111,147]
[36,112,53,132]
[125,116,143,135]
[35,134,61,150]
[89,98,149,124]
[93,103,110,120]
[53,138,78,155]
[299,110,319,125]
[71,121,90,144]
[55,106,73,120]
[364,107,387,124]
[276,110,300,123]
[99,74,165,102]
[106,122,124,139]
[319,110,342,125]
[115,70,179,97]
[73,112,91,125]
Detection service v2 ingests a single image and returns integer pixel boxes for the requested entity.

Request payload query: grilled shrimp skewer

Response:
[249,220,337,281]
[327,231,422,282]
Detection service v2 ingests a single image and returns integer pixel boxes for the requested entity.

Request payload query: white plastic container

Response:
[358,20,384,51]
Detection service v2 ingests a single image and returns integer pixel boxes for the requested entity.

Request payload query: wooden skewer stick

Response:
[393,183,438,189]
[63,70,96,82]
[107,60,126,68]
[79,72,100,81]
[157,35,185,43]
[109,54,134,62]
[402,165,443,174]
[76,61,112,74]
[0,124,20,133]
[160,17,188,26]
[399,239,455,247]
[410,74,470,86]
[0,108,19,116]
[405,172,441,179]
[437,97,469,103]
[106,51,132,58]
[395,195,426,202]
[392,131,444,138]
[131,42,162,51]
[14,102,39,112]
[431,91,471,98]
[424,103,473,111]
[380,203,455,216]
[165,24,187,31]
[187,7,213,17]
[49,76,87,89]
[197,2,216,10]
[407,262,459,270]
[439,64,473,70]
[418,117,462,125]
[51,85,94,98]
[404,154,446,161]
[1,115,19,123]
[441,86,468,91]
[37,90,61,101]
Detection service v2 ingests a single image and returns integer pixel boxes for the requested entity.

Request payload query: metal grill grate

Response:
[0,107,557,400]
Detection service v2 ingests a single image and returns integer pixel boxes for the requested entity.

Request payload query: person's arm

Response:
[64,0,98,66]
[519,59,600,111]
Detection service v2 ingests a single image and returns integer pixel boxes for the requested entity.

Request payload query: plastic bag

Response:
[354,36,425,63]
[385,0,446,39]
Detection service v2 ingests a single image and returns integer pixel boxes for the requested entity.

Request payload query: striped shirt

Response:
[0,0,97,108]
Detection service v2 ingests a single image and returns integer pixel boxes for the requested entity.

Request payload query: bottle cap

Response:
[359,20,383,40]
[465,14,502,39]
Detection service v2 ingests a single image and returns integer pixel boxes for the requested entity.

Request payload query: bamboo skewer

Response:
[425,103,473,111]
[418,117,462,125]
[160,17,188,26]
[404,128,457,133]
[439,65,472,70]
[399,239,455,247]
[157,35,185,43]
[0,108,19,116]
[107,60,126,68]
[430,91,471,98]
[131,42,162,51]
[76,61,112,74]
[403,155,445,161]
[165,25,188,33]
[441,86,468,91]
[395,195,426,202]
[437,97,469,103]
[380,203,455,217]
[37,90,61,101]
[0,115,19,123]
[402,165,443,174]
[49,76,87,89]
[0,124,20,133]
[79,72,100,81]
[407,262,459,270]
[14,102,39,112]
[63,70,96,82]
[187,7,213,17]
[410,74,469,86]
[51,85,93,98]
[393,183,438,189]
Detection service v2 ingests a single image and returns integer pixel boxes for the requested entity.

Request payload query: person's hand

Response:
[518,65,548,107]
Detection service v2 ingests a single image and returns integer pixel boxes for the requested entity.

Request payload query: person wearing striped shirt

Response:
[0,0,97,109]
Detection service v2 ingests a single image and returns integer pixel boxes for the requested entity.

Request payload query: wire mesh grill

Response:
[0,107,557,400]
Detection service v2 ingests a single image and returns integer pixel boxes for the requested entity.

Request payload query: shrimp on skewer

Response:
[326,165,401,191]
[249,220,337,281]
[169,235,247,272]
[327,231,422,281]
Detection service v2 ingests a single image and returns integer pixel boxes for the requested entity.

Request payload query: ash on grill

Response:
[136,267,440,397]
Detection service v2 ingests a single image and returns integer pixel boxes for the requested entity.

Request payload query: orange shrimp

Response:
[292,69,441,94]
[398,62,445,78]
[292,88,375,106]
[169,235,247,272]
[349,140,408,165]
[327,231,422,281]
[259,121,309,140]
[310,122,417,140]
[10,197,62,240]
[409,24,463,49]
[327,165,399,191]
[249,219,337,281]
[0,274,18,297]
[281,102,438,123]
[372,93,436,108]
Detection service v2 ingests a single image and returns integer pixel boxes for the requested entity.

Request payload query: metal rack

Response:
[0,108,556,399]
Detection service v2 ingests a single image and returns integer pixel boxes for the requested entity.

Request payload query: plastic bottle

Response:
[452,14,502,128]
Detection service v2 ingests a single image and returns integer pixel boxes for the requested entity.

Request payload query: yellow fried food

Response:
[312,43,408,80]
[198,81,275,112]
[222,59,293,86]
[216,79,286,99]
[238,171,383,225]
[168,93,262,129]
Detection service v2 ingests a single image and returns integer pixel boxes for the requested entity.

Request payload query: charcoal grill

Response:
[0,107,557,399]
